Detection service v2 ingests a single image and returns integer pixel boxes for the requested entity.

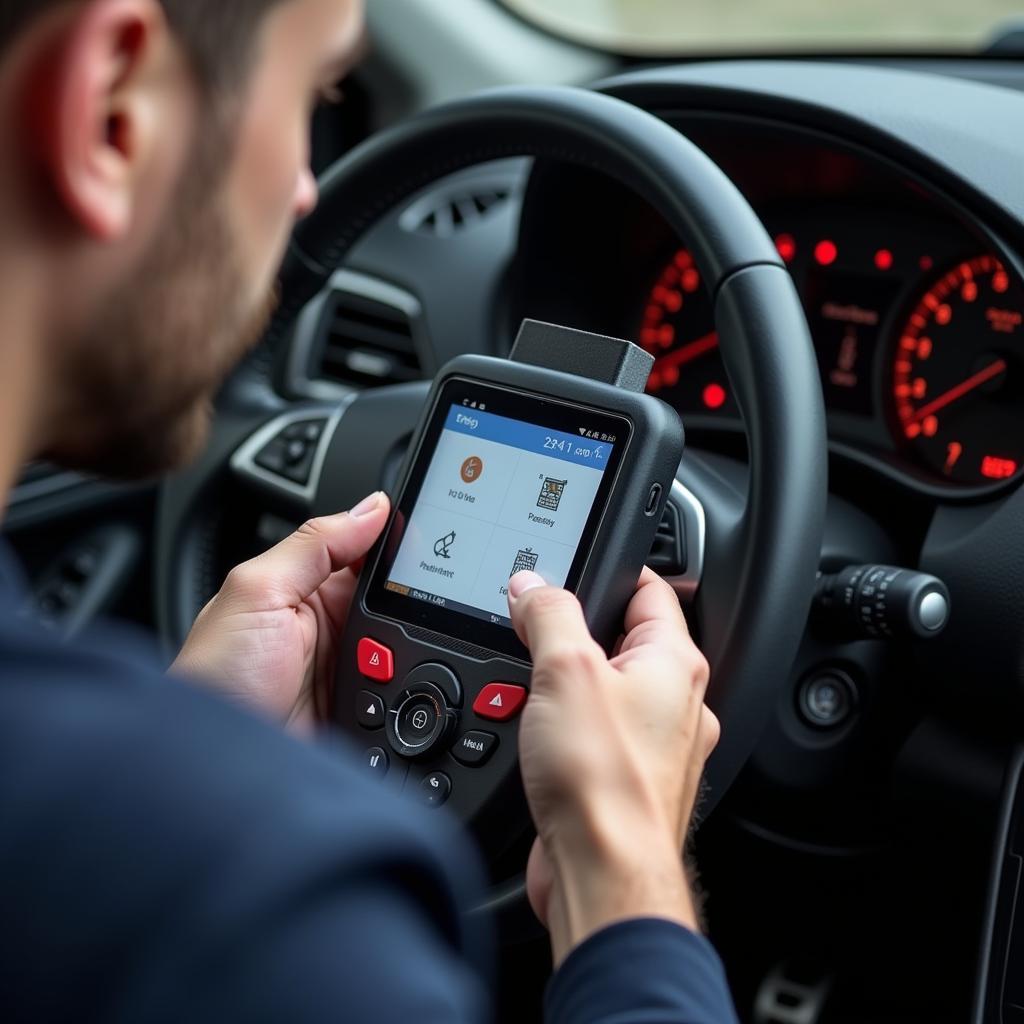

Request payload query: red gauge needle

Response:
[652,331,719,372]
[912,357,1008,423]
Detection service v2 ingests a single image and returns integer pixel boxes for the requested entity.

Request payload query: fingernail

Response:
[508,570,546,599]
[350,491,383,517]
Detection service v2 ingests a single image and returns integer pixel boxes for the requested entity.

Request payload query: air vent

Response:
[287,271,426,400]
[315,290,421,389]
[648,500,686,577]
[406,188,511,238]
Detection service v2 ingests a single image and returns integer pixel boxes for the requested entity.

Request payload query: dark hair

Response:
[0,0,289,91]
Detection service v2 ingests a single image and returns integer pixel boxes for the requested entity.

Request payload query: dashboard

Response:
[512,114,1024,496]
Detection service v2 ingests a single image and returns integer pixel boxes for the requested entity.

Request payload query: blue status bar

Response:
[443,405,615,470]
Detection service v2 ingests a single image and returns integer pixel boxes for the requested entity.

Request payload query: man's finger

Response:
[622,567,690,639]
[225,492,390,608]
[507,572,601,671]
[609,568,693,668]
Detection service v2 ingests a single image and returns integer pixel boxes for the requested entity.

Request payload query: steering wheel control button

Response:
[254,440,288,476]
[285,439,308,466]
[798,670,857,730]
[357,638,394,682]
[252,418,328,486]
[473,682,527,722]
[363,746,389,777]
[451,730,498,767]
[419,772,452,808]
[357,691,385,730]
[283,419,324,444]
[387,681,457,759]
[402,662,463,707]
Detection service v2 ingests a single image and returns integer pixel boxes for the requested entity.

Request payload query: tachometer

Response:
[891,255,1024,484]
[639,249,732,414]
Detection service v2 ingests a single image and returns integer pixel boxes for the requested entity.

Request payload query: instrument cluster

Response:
[513,117,1024,493]
[639,216,1024,488]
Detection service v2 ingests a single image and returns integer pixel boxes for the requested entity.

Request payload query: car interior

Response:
[7,1,1024,1021]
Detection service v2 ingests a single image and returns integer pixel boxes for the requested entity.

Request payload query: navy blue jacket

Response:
[0,544,737,1023]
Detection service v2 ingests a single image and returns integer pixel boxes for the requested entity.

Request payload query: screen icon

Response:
[460,456,483,483]
[537,477,567,512]
[510,548,539,576]
[434,531,456,559]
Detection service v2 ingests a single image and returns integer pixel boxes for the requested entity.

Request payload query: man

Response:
[0,1,737,1021]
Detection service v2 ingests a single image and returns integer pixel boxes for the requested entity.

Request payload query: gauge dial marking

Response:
[652,331,719,374]
[640,248,724,406]
[910,357,1007,424]
[890,254,1023,485]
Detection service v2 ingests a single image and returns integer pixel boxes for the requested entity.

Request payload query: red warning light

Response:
[814,240,838,267]
[874,249,894,271]
[775,233,797,263]
[702,382,727,410]
[981,456,1018,480]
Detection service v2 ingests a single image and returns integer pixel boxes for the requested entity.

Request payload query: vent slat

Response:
[331,317,413,353]
[409,188,510,237]
[312,292,422,389]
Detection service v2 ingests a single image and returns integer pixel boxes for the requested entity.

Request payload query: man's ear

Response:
[27,0,174,241]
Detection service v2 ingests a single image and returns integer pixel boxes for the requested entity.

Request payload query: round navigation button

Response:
[386,681,457,759]
[397,694,440,745]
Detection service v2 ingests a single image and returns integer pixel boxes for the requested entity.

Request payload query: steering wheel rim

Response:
[160,84,827,819]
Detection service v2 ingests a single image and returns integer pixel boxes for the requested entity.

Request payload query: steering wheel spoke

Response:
[230,401,353,514]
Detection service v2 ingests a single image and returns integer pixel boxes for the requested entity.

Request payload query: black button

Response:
[451,730,498,767]
[255,439,288,475]
[282,447,316,485]
[396,695,440,746]
[285,439,308,466]
[283,419,324,442]
[357,691,385,730]
[364,746,389,776]
[419,772,451,807]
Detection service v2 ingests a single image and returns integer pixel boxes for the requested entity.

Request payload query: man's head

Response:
[0,0,363,478]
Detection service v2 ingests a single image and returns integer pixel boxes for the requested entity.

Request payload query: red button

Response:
[473,682,527,721]
[357,638,394,682]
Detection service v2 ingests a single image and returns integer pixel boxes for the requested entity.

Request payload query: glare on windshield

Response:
[501,0,1022,53]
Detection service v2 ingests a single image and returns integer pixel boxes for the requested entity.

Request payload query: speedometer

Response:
[639,248,732,414]
[890,255,1024,485]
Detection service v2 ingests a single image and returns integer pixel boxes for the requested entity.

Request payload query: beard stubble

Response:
[48,125,279,480]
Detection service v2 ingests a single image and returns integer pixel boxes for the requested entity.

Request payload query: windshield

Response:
[501,0,1023,54]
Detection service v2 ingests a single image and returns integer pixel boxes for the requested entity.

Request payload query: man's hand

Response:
[508,567,719,966]
[171,492,390,734]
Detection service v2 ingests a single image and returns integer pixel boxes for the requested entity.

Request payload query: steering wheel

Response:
[157,86,826,860]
